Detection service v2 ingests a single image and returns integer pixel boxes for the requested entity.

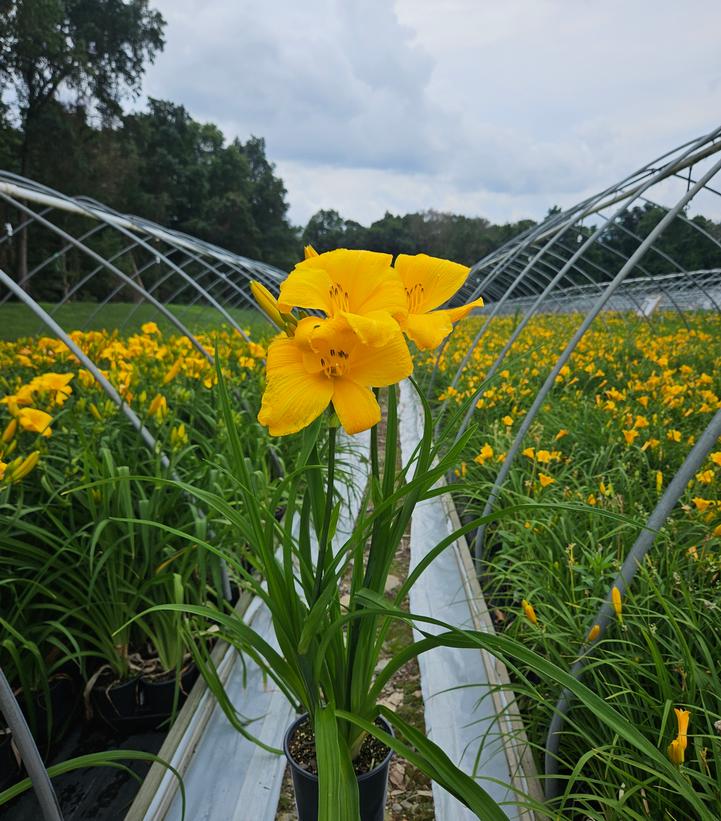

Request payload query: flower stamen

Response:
[405,282,425,313]
[329,283,351,312]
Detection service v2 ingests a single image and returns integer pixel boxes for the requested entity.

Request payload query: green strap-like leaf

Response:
[315,705,360,821]
[336,708,509,821]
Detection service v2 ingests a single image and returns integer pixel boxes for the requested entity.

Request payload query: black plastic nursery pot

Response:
[283,713,394,821]
[139,663,198,715]
[91,663,199,734]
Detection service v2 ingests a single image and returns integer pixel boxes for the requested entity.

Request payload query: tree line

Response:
[1,1,719,304]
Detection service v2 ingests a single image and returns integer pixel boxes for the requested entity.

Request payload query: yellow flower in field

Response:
[667,429,682,443]
[393,254,484,350]
[17,408,52,438]
[474,443,494,464]
[521,599,538,626]
[668,738,684,766]
[522,447,535,459]
[170,423,188,449]
[612,586,622,620]
[258,316,412,436]
[148,394,168,421]
[0,460,6,481]
[656,470,663,493]
[248,341,266,359]
[622,429,638,445]
[141,321,160,335]
[163,360,182,385]
[587,493,597,506]
[502,415,513,427]
[693,497,712,513]
[1,384,35,409]
[10,450,40,481]
[31,372,74,406]
[454,461,468,479]
[687,545,698,560]
[713,524,721,538]
[638,395,649,408]
[587,624,601,642]
[711,452,721,467]
[538,473,555,488]
[696,469,714,485]
[672,708,691,757]
[2,418,17,443]
[555,429,569,440]
[278,249,406,346]
[640,437,660,452]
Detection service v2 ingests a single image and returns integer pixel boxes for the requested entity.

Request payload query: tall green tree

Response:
[0,0,165,287]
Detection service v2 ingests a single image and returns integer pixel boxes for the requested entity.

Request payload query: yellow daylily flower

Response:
[0,460,7,481]
[258,316,412,437]
[587,624,601,642]
[674,708,691,751]
[30,372,74,406]
[667,738,684,766]
[278,249,407,346]
[148,394,168,421]
[521,599,538,625]
[17,408,53,438]
[141,321,160,335]
[11,450,40,482]
[612,586,622,619]
[2,418,17,443]
[393,254,484,350]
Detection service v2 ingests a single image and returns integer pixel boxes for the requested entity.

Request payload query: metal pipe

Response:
[544,404,721,797]
[473,147,721,561]
[0,667,63,821]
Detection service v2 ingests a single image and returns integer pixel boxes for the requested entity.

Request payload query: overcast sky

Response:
[141,0,721,228]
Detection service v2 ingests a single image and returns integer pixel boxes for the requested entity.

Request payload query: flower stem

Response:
[312,424,336,603]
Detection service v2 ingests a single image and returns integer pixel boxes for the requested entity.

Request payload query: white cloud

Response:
[142,0,721,226]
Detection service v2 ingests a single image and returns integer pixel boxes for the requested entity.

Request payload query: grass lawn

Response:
[0,301,268,340]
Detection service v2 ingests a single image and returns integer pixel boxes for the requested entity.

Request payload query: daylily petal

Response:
[349,327,413,386]
[339,310,400,347]
[278,265,333,314]
[395,254,471,313]
[445,296,485,322]
[258,337,333,436]
[332,379,381,434]
[290,249,407,318]
[401,311,455,351]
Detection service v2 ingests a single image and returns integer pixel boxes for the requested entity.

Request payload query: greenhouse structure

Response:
[1,123,721,821]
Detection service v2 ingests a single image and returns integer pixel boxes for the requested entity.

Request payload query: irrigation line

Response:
[544,404,721,798]
[472,146,721,562]
[0,667,63,821]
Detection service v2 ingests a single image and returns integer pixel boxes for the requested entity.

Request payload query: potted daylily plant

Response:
[134,248,509,821]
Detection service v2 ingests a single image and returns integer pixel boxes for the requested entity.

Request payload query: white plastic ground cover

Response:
[133,429,370,821]
[398,380,537,821]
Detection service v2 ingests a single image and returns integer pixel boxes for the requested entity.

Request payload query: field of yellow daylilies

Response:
[423,309,721,818]
[3,300,721,819]
[0,321,285,790]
